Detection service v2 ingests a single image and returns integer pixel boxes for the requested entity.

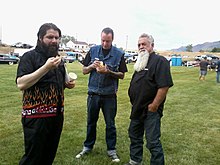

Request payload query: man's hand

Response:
[96,64,109,74]
[65,80,76,89]
[45,56,61,70]
[83,60,105,74]
[148,103,159,112]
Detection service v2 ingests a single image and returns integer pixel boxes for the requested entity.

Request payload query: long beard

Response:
[134,51,149,72]
[41,42,59,58]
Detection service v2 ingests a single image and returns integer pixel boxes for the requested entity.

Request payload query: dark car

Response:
[208,54,219,60]
[0,54,20,65]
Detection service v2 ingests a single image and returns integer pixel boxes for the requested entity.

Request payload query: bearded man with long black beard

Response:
[16,23,75,165]
[125,34,173,165]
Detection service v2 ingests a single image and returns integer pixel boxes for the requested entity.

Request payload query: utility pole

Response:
[75,33,78,51]
[125,35,128,50]
[0,25,2,45]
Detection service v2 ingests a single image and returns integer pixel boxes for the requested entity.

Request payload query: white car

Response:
[195,55,212,61]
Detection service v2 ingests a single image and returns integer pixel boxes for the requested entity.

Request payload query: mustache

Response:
[138,49,147,53]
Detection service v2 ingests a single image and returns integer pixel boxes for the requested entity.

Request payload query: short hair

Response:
[37,23,61,40]
[139,33,154,45]
[101,27,114,40]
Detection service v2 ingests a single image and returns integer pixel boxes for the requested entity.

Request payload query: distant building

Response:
[66,40,90,52]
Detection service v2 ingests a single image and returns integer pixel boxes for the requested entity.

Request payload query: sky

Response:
[0,0,220,51]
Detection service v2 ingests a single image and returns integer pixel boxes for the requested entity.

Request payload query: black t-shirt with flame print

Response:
[16,48,65,118]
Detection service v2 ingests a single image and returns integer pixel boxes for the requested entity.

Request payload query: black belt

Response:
[88,92,116,98]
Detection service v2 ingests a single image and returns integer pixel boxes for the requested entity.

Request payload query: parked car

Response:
[77,53,85,64]
[208,54,219,60]
[195,54,219,61]
[0,54,20,65]
[182,60,200,67]
[124,53,133,63]
[11,42,33,49]
[63,51,84,63]
[125,50,138,56]
[63,54,76,63]
[124,50,138,62]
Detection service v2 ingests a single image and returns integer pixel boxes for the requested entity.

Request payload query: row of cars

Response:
[11,42,33,49]
[194,54,219,61]
[0,51,85,65]
[182,54,220,67]
[0,53,20,65]
[195,54,220,68]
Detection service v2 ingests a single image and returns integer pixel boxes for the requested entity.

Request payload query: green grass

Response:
[0,62,220,165]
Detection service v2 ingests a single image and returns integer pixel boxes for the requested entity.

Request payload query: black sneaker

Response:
[109,153,120,162]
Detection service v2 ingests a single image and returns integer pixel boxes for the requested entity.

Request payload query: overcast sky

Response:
[1,0,219,51]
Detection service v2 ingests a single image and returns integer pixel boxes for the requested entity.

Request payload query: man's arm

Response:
[82,60,100,75]
[96,54,127,79]
[17,57,61,91]
[148,87,170,112]
[108,69,125,79]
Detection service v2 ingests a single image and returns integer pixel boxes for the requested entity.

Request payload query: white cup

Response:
[69,72,77,81]
[65,72,77,82]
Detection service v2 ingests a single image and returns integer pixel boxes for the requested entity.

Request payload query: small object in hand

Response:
[99,61,104,67]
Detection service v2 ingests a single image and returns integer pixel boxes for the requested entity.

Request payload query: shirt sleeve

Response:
[82,51,91,66]
[118,54,128,73]
[16,52,35,78]
[155,56,173,88]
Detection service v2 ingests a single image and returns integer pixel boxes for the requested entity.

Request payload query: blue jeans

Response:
[216,71,220,83]
[128,111,164,165]
[84,94,117,151]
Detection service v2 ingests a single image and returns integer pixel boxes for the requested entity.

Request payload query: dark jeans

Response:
[84,94,117,151]
[19,115,64,165]
[216,71,220,83]
[128,111,164,165]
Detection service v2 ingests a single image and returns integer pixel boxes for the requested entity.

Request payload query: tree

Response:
[199,49,205,53]
[211,47,220,52]
[186,44,193,52]
[60,35,76,45]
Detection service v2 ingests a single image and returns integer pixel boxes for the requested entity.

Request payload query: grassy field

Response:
[0,62,220,165]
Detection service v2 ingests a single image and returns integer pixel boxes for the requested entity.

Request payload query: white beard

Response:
[134,50,149,72]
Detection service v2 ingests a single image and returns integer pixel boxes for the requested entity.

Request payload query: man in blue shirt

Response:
[76,27,127,163]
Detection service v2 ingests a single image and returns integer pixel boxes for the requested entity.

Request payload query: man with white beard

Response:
[134,50,150,72]
[125,33,173,165]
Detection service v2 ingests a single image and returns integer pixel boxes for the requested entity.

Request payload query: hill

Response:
[171,41,220,52]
